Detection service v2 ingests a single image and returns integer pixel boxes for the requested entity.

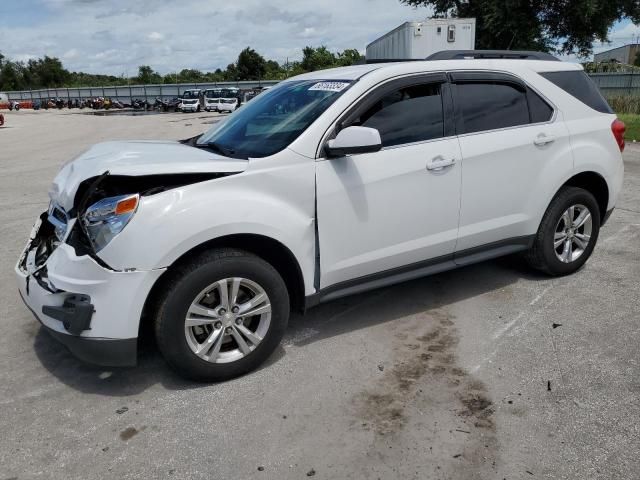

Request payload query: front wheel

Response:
[525,186,600,276]
[155,248,290,382]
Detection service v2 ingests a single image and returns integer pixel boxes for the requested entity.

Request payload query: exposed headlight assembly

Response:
[82,194,139,252]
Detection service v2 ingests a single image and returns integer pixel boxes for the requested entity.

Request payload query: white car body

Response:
[204,88,240,113]
[16,56,624,367]
[204,97,238,113]
[179,89,202,112]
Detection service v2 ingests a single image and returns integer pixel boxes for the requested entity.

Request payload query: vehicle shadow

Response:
[32,255,547,397]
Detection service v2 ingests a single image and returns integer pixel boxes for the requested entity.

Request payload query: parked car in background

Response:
[16,51,624,382]
[204,87,240,112]
[180,89,203,112]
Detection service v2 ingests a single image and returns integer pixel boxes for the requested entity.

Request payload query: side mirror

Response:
[325,126,382,158]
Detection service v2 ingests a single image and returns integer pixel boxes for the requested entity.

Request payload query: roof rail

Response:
[426,50,560,61]
[364,58,422,64]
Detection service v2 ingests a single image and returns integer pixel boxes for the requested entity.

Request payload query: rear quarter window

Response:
[540,71,613,114]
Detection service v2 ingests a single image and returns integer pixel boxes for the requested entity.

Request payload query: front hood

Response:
[50,140,248,210]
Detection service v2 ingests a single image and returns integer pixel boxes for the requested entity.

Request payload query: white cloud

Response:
[62,48,78,59]
[300,27,317,38]
[147,31,164,42]
[2,0,432,74]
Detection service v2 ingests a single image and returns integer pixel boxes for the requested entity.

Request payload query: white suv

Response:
[16,51,625,381]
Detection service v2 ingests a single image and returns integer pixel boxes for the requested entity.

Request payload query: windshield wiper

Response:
[196,141,240,158]
[179,133,203,145]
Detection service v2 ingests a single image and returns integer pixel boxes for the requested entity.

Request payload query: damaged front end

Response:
[16,140,248,364]
[17,171,232,335]
[66,171,232,260]
[17,210,66,294]
[16,208,98,337]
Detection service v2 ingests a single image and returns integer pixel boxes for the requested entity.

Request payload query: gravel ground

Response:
[1,109,639,480]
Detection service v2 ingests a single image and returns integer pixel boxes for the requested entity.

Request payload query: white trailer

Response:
[366,18,476,61]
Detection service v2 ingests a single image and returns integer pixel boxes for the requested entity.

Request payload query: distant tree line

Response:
[0,46,362,91]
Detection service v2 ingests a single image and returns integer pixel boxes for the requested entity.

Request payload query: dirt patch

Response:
[119,426,141,441]
[355,310,494,435]
[352,308,498,476]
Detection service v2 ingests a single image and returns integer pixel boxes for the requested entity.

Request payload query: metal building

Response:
[366,18,476,61]
[594,44,640,65]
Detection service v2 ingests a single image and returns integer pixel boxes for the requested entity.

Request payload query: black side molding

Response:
[305,235,534,309]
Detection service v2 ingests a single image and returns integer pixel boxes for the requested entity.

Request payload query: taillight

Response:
[612,118,626,152]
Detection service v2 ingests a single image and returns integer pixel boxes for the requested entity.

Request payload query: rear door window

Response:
[540,71,613,114]
[454,82,530,134]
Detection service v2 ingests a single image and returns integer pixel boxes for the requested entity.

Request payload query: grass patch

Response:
[618,113,640,142]
[607,96,640,115]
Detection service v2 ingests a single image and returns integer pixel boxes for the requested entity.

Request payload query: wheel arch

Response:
[139,233,306,339]
[560,171,609,223]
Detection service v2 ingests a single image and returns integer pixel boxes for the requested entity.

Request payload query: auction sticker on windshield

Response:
[308,82,350,92]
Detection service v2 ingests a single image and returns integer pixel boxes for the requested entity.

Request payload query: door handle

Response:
[534,134,556,146]
[427,155,456,171]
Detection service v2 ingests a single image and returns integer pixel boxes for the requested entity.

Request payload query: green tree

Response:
[0,61,25,90]
[301,46,337,71]
[28,56,69,87]
[223,62,238,81]
[177,68,205,83]
[264,59,285,80]
[337,48,363,66]
[235,47,267,80]
[135,65,161,84]
[400,0,640,56]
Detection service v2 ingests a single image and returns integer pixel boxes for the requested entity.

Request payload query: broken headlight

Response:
[82,194,139,252]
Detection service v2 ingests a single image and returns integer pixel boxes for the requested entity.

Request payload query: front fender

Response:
[98,157,317,294]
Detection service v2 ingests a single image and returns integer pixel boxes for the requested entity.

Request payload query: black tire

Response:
[155,248,290,382]
[525,186,601,276]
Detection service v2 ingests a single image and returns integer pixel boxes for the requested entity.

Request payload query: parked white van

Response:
[204,88,240,113]
[179,89,202,112]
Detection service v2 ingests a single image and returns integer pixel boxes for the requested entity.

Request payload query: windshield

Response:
[221,89,238,98]
[182,90,200,99]
[205,89,221,99]
[197,80,352,159]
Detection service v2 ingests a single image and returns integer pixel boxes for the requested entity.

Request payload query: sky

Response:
[1,0,639,75]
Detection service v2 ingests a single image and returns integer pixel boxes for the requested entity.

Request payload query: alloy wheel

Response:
[184,277,272,364]
[553,204,593,263]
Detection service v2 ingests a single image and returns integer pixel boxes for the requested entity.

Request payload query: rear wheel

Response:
[525,186,600,276]
[155,249,289,382]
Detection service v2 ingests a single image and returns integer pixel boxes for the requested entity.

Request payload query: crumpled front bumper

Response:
[15,216,165,366]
